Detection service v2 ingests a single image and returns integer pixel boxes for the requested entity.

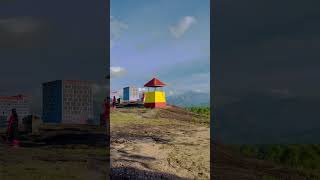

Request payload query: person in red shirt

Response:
[6,109,19,146]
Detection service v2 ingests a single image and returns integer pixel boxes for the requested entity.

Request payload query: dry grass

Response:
[0,124,108,180]
[0,146,108,180]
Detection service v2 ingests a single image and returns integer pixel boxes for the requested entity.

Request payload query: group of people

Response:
[103,96,119,116]
[110,96,121,109]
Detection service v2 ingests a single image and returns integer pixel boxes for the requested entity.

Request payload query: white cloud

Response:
[170,16,196,38]
[110,66,127,78]
[110,16,128,48]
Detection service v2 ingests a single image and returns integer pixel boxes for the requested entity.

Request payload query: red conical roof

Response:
[144,77,166,87]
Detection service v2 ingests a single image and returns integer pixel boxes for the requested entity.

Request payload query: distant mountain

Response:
[214,93,320,144]
[166,91,210,107]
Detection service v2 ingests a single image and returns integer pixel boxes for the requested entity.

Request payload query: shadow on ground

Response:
[36,133,107,146]
[112,131,170,144]
[110,167,191,180]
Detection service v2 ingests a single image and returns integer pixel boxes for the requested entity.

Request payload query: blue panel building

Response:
[123,87,130,101]
[123,86,139,102]
[42,80,93,124]
[42,80,63,123]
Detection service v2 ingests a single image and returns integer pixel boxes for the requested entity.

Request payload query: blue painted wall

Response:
[123,87,130,101]
[42,80,62,123]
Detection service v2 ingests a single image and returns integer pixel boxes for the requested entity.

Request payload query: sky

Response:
[214,0,320,98]
[213,0,320,143]
[0,0,107,114]
[110,0,210,95]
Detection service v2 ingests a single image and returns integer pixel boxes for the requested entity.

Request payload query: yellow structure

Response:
[144,91,166,107]
[143,77,167,108]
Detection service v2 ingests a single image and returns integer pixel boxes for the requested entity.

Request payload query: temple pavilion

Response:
[143,77,167,108]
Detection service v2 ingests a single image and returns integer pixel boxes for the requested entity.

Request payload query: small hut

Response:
[143,77,167,108]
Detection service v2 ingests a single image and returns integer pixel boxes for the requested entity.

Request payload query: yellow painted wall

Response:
[144,91,166,103]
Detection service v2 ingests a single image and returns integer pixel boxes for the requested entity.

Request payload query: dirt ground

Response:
[110,106,210,180]
[2,106,318,179]
[110,106,320,180]
[0,125,108,180]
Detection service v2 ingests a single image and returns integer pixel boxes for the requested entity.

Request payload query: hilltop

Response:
[2,104,317,179]
[110,105,210,179]
[111,106,320,180]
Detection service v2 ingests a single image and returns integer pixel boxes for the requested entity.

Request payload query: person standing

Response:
[6,109,19,145]
[112,96,116,109]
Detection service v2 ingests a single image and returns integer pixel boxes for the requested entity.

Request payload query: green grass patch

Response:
[186,106,210,126]
[185,106,210,118]
[231,144,320,176]
[110,110,177,126]
[261,175,280,180]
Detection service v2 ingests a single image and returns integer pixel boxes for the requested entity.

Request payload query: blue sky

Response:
[111,0,210,95]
